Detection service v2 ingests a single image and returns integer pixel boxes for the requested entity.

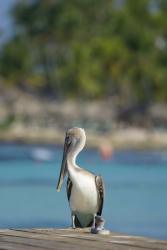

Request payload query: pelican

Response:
[56,127,105,228]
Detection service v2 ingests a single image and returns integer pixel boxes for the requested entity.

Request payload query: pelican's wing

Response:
[66,177,72,201]
[95,175,105,215]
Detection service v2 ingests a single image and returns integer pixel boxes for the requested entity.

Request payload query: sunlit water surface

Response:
[0,143,167,240]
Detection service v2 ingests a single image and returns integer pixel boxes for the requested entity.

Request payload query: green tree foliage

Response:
[0,0,166,102]
[0,36,31,83]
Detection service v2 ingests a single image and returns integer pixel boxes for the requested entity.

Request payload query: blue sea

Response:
[0,143,167,240]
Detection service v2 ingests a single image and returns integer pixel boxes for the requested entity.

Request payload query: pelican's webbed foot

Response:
[91,216,105,234]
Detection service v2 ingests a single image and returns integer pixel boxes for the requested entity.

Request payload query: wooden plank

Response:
[0,228,166,250]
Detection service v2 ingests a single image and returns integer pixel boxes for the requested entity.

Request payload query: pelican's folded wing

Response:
[95,175,105,215]
[66,177,72,201]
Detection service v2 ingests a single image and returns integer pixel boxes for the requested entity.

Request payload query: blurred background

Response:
[0,0,167,240]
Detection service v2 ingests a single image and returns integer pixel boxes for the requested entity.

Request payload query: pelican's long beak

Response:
[56,137,70,192]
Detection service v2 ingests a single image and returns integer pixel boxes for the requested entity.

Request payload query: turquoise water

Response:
[0,143,167,239]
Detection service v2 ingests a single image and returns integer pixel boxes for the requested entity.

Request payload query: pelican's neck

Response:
[67,147,80,169]
[66,138,85,174]
[66,150,80,183]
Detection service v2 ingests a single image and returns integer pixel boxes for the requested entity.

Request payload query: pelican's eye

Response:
[66,135,71,145]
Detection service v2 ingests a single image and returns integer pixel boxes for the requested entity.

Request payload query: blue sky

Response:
[0,0,16,45]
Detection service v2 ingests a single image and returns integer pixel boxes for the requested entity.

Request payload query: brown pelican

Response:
[56,127,105,228]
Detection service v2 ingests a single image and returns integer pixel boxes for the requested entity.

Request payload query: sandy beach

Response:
[0,86,167,149]
[0,125,167,150]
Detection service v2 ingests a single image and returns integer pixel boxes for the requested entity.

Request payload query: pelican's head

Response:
[56,127,86,192]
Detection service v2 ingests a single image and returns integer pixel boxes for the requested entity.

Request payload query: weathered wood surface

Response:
[0,228,166,250]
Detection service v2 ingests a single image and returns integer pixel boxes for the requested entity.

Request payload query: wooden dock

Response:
[0,228,167,250]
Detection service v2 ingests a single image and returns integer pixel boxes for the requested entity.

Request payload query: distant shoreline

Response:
[0,126,167,150]
[0,86,167,151]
